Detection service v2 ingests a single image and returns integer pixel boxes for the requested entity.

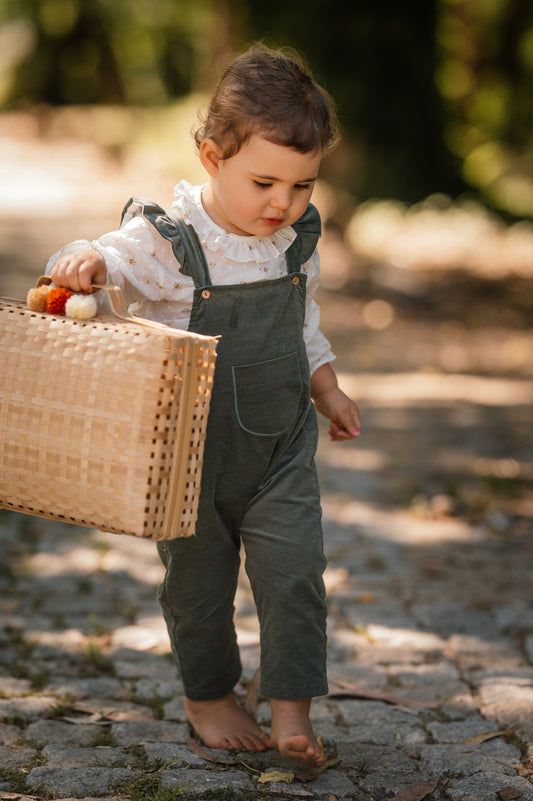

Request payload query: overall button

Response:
[201,289,211,299]
[292,276,300,285]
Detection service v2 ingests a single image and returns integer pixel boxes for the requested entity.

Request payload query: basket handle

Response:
[36,276,215,341]
[91,283,187,336]
[91,284,132,319]
[37,275,130,319]
[38,275,158,328]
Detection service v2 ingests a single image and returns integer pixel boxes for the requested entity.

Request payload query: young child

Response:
[48,44,361,767]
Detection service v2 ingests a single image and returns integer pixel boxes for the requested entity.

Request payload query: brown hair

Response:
[193,44,340,158]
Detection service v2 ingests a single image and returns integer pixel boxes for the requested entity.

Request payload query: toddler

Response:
[48,44,361,767]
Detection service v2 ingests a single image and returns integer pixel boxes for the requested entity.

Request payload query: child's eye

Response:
[295,183,313,191]
[253,180,272,189]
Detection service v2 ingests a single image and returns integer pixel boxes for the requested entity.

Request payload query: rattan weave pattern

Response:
[0,298,217,539]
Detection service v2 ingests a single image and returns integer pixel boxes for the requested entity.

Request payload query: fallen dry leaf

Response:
[462,725,517,745]
[328,680,439,709]
[186,736,237,765]
[389,781,438,801]
[62,704,154,724]
[296,757,341,781]
[0,794,40,800]
[105,708,156,722]
[257,770,295,784]
[497,788,525,801]
[511,760,533,778]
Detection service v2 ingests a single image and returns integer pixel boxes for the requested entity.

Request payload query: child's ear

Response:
[199,139,223,176]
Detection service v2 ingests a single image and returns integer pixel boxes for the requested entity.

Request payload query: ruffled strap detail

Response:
[285,204,321,273]
[172,180,298,264]
[121,196,212,286]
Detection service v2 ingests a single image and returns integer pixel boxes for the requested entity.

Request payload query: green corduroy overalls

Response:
[123,198,328,702]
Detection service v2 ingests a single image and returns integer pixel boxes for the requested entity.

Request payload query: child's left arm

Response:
[311,362,361,442]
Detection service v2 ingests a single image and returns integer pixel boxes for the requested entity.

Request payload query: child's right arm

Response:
[49,249,107,293]
[46,210,196,329]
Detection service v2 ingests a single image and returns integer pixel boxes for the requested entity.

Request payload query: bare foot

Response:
[185,693,272,751]
[270,698,327,767]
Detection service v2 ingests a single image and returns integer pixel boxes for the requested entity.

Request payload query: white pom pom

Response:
[65,293,97,320]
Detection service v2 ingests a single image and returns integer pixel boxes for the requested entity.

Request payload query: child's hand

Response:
[50,250,107,293]
[310,362,361,442]
[314,386,361,441]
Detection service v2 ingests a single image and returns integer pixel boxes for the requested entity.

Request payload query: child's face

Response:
[200,135,322,237]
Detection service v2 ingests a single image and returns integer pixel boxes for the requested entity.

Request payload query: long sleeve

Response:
[302,250,336,375]
[46,215,196,329]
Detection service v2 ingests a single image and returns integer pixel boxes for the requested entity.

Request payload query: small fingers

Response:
[50,257,82,292]
[328,420,361,441]
[49,252,103,293]
[49,259,68,289]
[77,262,98,293]
[64,261,84,293]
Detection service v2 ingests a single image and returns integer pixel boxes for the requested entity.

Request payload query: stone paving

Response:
[1,381,533,801]
[2,119,533,800]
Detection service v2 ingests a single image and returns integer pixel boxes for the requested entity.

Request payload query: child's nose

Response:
[271,188,291,210]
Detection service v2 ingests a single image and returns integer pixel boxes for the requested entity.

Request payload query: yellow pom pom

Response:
[65,293,97,320]
[26,285,51,312]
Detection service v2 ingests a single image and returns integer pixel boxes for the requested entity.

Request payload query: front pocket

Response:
[232,352,304,436]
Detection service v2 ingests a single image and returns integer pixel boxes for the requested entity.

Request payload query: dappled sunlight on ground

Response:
[1,108,533,798]
[322,497,487,546]
[346,196,533,279]
[338,371,533,405]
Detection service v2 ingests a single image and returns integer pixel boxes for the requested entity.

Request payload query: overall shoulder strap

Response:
[285,203,322,274]
[121,197,212,287]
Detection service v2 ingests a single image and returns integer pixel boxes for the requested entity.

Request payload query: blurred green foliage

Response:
[0,0,210,105]
[246,0,463,203]
[436,0,533,217]
[1,0,533,217]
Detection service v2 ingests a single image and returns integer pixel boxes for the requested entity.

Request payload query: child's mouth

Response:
[262,217,284,227]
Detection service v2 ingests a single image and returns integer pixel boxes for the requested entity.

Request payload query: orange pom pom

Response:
[26,285,51,312]
[46,287,73,315]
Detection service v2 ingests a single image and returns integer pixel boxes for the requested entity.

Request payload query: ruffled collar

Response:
[171,180,296,264]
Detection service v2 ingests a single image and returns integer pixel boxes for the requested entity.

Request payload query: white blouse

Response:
[47,180,335,375]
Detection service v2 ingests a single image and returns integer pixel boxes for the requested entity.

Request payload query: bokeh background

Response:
[3,0,533,210]
[1,8,533,791]
[1,0,532,542]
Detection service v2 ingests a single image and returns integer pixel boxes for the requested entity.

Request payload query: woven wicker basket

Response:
[0,282,218,540]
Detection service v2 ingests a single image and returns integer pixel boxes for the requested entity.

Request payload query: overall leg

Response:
[157,518,242,702]
[241,407,328,701]
[158,522,272,751]
[241,408,328,765]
